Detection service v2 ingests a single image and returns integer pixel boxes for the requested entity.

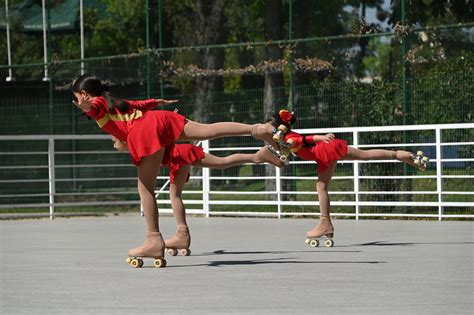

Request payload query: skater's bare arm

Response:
[128,99,179,111]
[306,133,335,144]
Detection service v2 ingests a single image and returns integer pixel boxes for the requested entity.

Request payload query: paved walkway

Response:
[1,215,473,314]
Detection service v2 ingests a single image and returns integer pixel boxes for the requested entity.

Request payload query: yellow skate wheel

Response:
[416,151,424,156]
[308,239,319,248]
[280,155,287,162]
[153,258,166,268]
[179,248,191,256]
[304,238,310,245]
[422,156,429,163]
[130,258,140,268]
[166,248,178,256]
[126,257,133,264]
[414,159,420,165]
[324,239,334,247]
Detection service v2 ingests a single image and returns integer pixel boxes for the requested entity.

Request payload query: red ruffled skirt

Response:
[162,143,205,183]
[127,110,187,165]
[296,139,348,174]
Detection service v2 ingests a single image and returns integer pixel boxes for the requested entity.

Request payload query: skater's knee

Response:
[169,189,182,199]
[317,181,329,192]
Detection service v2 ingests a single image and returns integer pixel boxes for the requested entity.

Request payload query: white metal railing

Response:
[0,123,473,220]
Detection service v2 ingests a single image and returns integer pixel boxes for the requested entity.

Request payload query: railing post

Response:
[202,140,210,217]
[353,131,360,220]
[276,164,281,219]
[48,138,55,220]
[436,127,443,221]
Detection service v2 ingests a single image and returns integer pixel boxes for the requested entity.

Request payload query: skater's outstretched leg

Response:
[179,120,279,149]
[343,147,426,170]
[192,146,284,169]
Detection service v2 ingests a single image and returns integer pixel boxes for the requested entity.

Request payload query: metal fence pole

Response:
[48,138,56,219]
[353,130,360,220]
[158,0,164,98]
[276,165,281,218]
[436,127,443,221]
[202,140,210,217]
[5,0,14,81]
[145,0,151,98]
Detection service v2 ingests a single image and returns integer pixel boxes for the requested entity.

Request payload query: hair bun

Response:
[278,109,294,125]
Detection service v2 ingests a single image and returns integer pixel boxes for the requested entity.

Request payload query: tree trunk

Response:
[194,0,226,123]
[192,0,227,182]
[263,0,284,200]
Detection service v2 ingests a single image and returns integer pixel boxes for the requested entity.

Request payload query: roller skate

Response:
[266,145,290,165]
[255,146,285,168]
[165,226,191,256]
[412,151,430,171]
[272,124,288,145]
[126,231,167,268]
[396,150,430,171]
[304,216,334,248]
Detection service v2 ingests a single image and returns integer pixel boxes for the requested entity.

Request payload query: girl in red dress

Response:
[267,110,428,247]
[112,136,282,257]
[72,74,280,267]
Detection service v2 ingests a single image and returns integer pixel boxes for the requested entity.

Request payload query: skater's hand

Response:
[72,97,92,112]
[321,133,335,143]
[111,136,128,152]
[156,99,179,107]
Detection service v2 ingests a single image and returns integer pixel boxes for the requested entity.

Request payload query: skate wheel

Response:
[422,156,429,163]
[308,239,319,248]
[414,159,420,165]
[153,258,166,268]
[278,125,288,133]
[179,248,191,256]
[416,151,424,156]
[166,248,178,256]
[279,155,287,162]
[126,257,133,264]
[138,259,144,268]
[304,238,311,245]
[324,239,334,247]
[130,258,140,268]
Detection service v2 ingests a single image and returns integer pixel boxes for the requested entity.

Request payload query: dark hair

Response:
[72,74,129,112]
[265,110,296,130]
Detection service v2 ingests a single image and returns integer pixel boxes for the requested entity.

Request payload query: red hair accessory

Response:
[279,109,294,125]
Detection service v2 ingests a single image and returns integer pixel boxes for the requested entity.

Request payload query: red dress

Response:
[85,97,186,165]
[162,144,205,183]
[284,130,348,174]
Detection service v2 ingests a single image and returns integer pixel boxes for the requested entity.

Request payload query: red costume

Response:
[162,144,205,184]
[85,97,186,165]
[284,130,348,174]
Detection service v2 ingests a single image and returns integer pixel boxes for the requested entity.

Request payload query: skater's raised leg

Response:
[343,147,427,170]
[192,146,285,169]
[179,120,279,149]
